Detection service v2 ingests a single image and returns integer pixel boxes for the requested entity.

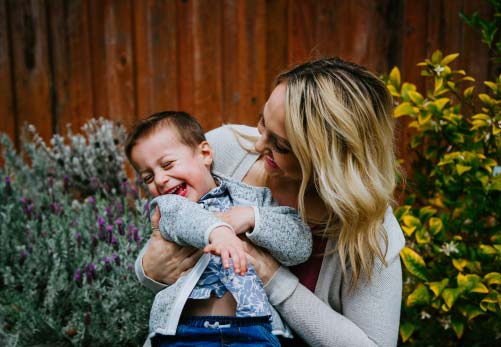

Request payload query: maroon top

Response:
[280,233,328,347]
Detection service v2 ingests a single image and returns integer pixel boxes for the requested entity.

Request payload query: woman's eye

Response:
[273,144,291,154]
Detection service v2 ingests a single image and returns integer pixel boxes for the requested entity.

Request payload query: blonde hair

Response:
[277,58,398,287]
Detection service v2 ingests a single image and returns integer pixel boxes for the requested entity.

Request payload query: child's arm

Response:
[216,204,312,266]
[149,194,248,274]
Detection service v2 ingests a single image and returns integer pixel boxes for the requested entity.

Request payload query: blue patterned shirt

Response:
[188,178,273,318]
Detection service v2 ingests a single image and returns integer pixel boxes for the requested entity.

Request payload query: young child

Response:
[126,111,312,347]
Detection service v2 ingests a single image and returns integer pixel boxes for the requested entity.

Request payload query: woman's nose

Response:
[254,133,265,153]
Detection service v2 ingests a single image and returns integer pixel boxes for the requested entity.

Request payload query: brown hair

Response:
[125,111,206,164]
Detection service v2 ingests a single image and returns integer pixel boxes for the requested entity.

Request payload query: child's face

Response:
[130,125,216,201]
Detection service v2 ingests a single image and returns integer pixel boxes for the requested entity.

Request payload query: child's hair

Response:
[125,111,206,164]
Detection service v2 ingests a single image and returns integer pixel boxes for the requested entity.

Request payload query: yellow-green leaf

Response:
[387,84,400,97]
[415,227,431,244]
[434,98,450,111]
[434,78,444,93]
[429,217,443,235]
[451,320,464,339]
[457,274,487,293]
[466,306,485,320]
[402,225,416,237]
[403,215,421,227]
[462,76,475,82]
[406,284,431,307]
[394,102,415,118]
[431,50,443,64]
[441,53,459,65]
[400,322,415,342]
[479,93,494,105]
[428,278,449,299]
[389,67,401,87]
[408,91,424,105]
[484,272,501,286]
[442,288,462,309]
[418,112,433,125]
[463,86,475,98]
[479,244,497,255]
[452,259,469,272]
[456,164,472,175]
[484,81,498,92]
[400,247,428,281]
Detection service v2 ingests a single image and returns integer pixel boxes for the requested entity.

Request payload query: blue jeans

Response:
[151,316,281,347]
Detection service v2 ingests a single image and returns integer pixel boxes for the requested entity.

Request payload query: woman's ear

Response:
[198,141,214,167]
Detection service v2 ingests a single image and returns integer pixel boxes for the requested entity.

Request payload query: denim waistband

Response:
[179,315,271,328]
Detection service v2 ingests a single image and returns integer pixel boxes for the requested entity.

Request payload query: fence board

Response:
[9,0,52,140]
[176,0,195,117]
[0,0,16,143]
[48,0,94,133]
[134,0,178,121]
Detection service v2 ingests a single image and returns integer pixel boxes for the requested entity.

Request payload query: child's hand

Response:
[204,226,248,275]
[214,206,255,235]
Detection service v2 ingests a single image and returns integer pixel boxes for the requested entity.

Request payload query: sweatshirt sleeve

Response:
[247,205,312,266]
[150,195,232,249]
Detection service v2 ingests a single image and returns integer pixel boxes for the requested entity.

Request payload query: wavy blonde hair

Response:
[277,58,398,287]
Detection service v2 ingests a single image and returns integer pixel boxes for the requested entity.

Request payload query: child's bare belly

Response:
[182,291,237,316]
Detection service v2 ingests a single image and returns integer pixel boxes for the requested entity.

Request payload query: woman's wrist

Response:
[264,266,299,306]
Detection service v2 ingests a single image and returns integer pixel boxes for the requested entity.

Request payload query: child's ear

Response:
[198,141,214,167]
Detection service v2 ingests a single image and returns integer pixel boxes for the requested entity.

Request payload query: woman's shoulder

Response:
[205,124,260,181]
[382,206,406,260]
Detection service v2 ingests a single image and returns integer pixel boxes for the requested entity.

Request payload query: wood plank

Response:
[176,0,195,117]
[0,0,17,143]
[287,0,315,64]
[192,0,223,131]
[48,0,94,133]
[8,0,53,141]
[134,0,178,121]
[264,0,288,99]
[222,0,266,125]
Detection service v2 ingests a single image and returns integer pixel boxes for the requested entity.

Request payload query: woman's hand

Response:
[143,207,203,285]
[214,206,255,235]
[241,239,280,285]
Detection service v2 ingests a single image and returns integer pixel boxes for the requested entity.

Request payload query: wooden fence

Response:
[0,0,494,161]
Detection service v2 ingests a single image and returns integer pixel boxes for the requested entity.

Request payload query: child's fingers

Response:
[203,245,212,253]
[220,249,230,269]
[239,250,248,275]
[229,248,241,274]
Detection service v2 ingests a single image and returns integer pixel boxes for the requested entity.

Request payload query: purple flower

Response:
[91,234,98,249]
[63,175,70,193]
[97,216,106,240]
[73,268,82,286]
[133,227,141,245]
[88,196,95,206]
[103,256,112,272]
[116,218,124,235]
[111,235,118,250]
[75,232,82,248]
[106,207,113,222]
[4,176,12,194]
[19,249,28,265]
[112,253,120,266]
[127,263,134,273]
[115,202,124,216]
[129,185,139,199]
[85,263,96,283]
[143,201,150,215]
[48,176,54,188]
[50,202,62,215]
[106,224,113,243]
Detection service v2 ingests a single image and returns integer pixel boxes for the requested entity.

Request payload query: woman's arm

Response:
[245,242,402,347]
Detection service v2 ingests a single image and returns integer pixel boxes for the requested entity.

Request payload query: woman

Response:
[136,57,405,347]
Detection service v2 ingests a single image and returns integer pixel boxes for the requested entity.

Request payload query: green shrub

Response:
[0,120,153,346]
[384,50,501,345]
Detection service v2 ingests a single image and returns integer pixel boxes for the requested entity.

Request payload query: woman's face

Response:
[255,83,302,182]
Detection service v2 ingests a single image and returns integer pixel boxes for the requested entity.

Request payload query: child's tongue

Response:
[175,183,187,197]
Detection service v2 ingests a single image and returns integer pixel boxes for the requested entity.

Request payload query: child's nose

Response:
[154,172,169,190]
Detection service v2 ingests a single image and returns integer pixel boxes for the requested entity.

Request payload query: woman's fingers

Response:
[151,206,161,233]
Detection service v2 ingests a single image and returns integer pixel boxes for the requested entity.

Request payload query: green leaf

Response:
[416,227,431,244]
[442,288,462,309]
[479,244,497,255]
[457,274,488,293]
[389,67,401,87]
[452,259,469,272]
[431,50,443,64]
[400,247,428,281]
[407,284,431,306]
[434,98,450,111]
[484,81,498,92]
[451,320,464,339]
[394,102,415,118]
[400,322,415,342]
[429,217,443,235]
[484,272,501,286]
[403,215,421,227]
[428,278,449,299]
[441,53,460,65]
[479,93,494,105]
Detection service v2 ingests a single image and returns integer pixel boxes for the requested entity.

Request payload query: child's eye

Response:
[142,175,153,184]
[161,161,173,169]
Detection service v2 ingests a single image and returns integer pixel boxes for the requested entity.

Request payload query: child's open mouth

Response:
[166,182,188,197]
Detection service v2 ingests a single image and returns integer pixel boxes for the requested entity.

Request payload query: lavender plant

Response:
[0,120,153,347]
